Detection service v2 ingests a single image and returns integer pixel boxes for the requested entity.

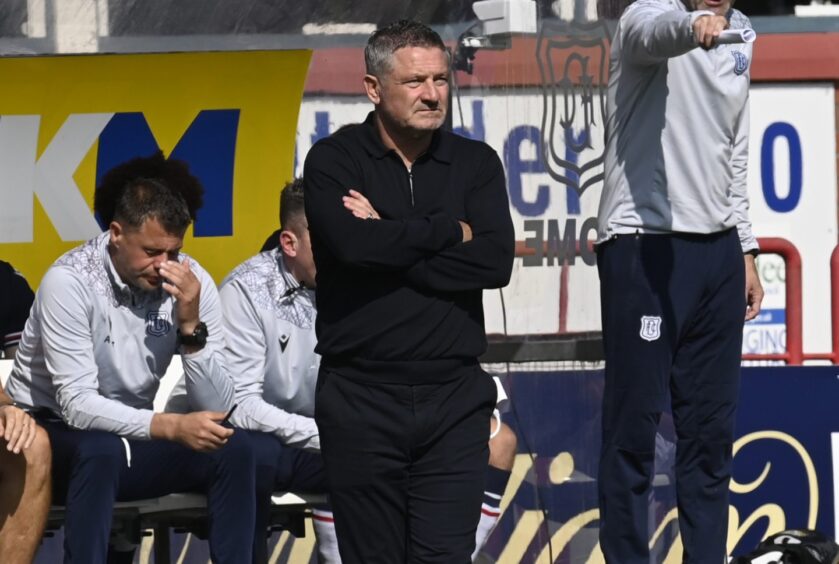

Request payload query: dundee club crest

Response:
[639,316,662,342]
[146,311,172,337]
[537,19,610,196]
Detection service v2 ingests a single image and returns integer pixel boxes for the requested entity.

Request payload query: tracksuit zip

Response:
[407,167,415,207]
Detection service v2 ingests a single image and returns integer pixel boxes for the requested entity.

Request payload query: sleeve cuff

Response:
[690,10,715,25]
[181,344,211,361]
[140,410,155,440]
[689,9,716,42]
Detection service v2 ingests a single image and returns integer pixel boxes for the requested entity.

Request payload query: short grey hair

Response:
[364,20,447,77]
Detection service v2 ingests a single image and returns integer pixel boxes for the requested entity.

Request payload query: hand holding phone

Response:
[220,404,237,426]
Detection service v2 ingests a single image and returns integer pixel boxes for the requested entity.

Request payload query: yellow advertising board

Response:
[0,50,311,286]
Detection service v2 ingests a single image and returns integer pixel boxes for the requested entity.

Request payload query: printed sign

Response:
[0,51,310,285]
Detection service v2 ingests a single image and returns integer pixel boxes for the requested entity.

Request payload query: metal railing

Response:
[741,237,839,365]
[510,235,836,366]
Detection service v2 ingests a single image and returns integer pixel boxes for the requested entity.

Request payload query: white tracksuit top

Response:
[167,250,320,451]
[597,0,758,253]
[6,232,233,440]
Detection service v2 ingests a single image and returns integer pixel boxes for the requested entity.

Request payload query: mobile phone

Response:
[221,404,238,426]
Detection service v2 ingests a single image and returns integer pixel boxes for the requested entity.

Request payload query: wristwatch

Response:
[178,321,208,348]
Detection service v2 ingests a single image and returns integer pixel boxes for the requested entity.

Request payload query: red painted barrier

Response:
[742,237,804,365]
[515,236,838,366]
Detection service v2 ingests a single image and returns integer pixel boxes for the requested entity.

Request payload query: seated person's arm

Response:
[38,268,157,440]
[174,260,235,412]
[220,281,320,451]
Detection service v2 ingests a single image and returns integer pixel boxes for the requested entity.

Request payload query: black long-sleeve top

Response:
[303,113,514,384]
[1,261,34,354]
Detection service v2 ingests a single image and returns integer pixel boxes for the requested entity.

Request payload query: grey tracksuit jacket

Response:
[597,0,759,253]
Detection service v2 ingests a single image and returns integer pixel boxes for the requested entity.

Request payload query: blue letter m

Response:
[96,110,240,237]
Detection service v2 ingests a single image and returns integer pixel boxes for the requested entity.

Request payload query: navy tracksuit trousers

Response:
[597,229,745,564]
[247,430,328,563]
[39,419,256,564]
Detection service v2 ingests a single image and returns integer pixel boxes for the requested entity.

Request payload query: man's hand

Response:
[0,405,37,454]
[343,188,473,243]
[151,412,232,452]
[343,190,381,220]
[693,14,729,49]
[159,259,201,335]
[744,254,764,322]
[458,221,473,243]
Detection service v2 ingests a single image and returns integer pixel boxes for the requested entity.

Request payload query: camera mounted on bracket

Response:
[454,0,538,73]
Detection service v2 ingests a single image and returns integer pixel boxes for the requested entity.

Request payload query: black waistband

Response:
[321,356,479,385]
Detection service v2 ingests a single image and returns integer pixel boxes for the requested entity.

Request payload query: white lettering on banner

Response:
[0,113,112,243]
[0,116,38,243]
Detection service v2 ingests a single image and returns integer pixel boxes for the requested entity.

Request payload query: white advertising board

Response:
[296,84,837,356]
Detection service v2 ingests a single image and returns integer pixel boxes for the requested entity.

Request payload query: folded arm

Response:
[404,150,515,292]
[303,139,463,270]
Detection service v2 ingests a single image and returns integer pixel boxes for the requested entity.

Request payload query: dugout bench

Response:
[42,491,325,563]
[0,358,325,564]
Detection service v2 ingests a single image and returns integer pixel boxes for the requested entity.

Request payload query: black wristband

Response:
[178,321,208,348]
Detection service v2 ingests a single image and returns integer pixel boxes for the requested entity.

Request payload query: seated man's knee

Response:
[243,432,281,494]
[244,431,282,468]
[225,430,255,456]
[71,432,125,469]
[488,421,517,471]
[213,429,256,472]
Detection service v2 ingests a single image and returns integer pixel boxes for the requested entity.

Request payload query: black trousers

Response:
[315,366,496,564]
[597,229,745,564]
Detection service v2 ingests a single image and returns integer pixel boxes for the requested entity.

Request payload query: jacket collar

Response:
[356,111,454,164]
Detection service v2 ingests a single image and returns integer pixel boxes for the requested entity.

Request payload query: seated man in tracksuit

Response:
[5,152,255,564]
[168,177,339,563]
[0,260,52,564]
